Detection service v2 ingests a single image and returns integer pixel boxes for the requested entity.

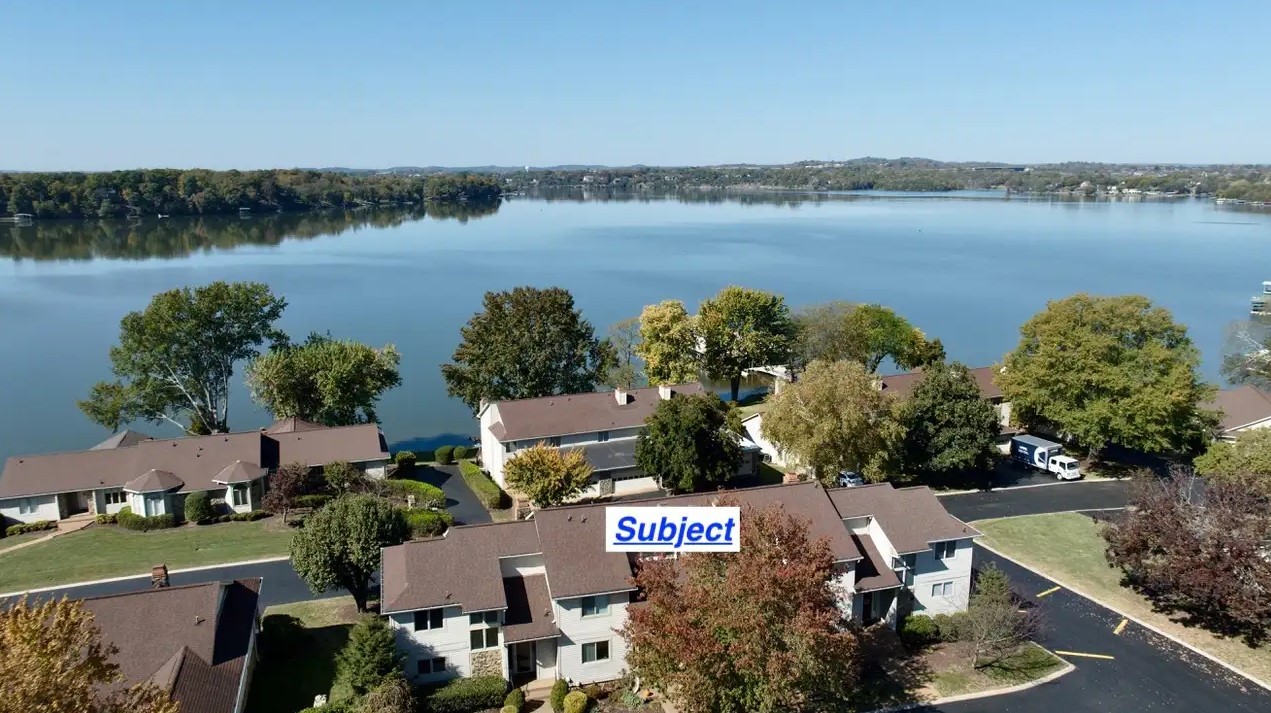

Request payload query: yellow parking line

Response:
[1036,585,1061,598]
[1055,650,1115,660]
[1113,618,1128,635]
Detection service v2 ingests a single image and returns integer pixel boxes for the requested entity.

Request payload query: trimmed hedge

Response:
[458,460,509,510]
[434,445,456,465]
[563,690,589,713]
[383,479,445,509]
[550,680,569,713]
[116,506,177,532]
[931,612,969,643]
[294,494,334,510]
[184,491,214,523]
[453,445,472,460]
[504,688,525,711]
[425,675,509,713]
[230,509,269,522]
[5,520,57,537]
[899,614,938,648]
[405,509,454,538]
[394,450,417,468]
[95,513,117,525]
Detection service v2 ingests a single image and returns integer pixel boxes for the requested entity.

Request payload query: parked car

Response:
[837,470,865,487]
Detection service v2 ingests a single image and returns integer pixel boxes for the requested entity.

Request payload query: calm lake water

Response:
[1,192,1268,462]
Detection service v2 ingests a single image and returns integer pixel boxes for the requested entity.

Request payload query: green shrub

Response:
[550,679,569,713]
[4,520,57,537]
[453,445,471,460]
[183,491,214,523]
[405,509,454,538]
[900,614,938,648]
[260,613,307,658]
[458,460,509,509]
[213,513,232,523]
[394,450,417,468]
[501,707,519,713]
[618,690,644,709]
[116,506,178,532]
[294,493,333,510]
[95,513,117,525]
[504,687,525,711]
[425,675,508,713]
[382,479,445,509]
[581,684,605,700]
[229,510,269,522]
[435,445,455,464]
[932,612,968,642]
[337,615,400,695]
[563,690,589,713]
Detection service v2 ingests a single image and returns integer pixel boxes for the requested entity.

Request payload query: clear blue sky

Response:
[4,0,1269,170]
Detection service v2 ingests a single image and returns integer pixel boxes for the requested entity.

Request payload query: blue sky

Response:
[3,0,1268,170]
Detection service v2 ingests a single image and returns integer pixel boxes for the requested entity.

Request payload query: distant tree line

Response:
[0,169,501,218]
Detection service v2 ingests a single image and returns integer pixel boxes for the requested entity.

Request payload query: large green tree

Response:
[761,359,904,484]
[791,300,857,371]
[840,303,938,373]
[605,317,644,389]
[504,443,595,507]
[636,299,699,386]
[624,501,860,713]
[78,281,287,434]
[998,294,1217,460]
[1193,428,1271,497]
[441,286,614,411]
[337,615,401,696]
[899,361,1000,484]
[634,392,741,493]
[697,286,797,401]
[246,332,401,426]
[291,494,410,612]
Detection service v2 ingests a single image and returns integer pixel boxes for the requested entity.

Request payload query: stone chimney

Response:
[658,384,673,400]
[615,387,629,405]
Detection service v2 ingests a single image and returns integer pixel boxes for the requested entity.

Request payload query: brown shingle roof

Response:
[850,533,902,592]
[1206,385,1271,434]
[0,424,387,499]
[265,417,325,434]
[380,520,541,614]
[124,469,184,493]
[502,575,559,643]
[879,366,1003,401]
[828,484,981,554]
[91,429,154,450]
[489,383,706,442]
[213,460,267,484]
[80,578,260,713]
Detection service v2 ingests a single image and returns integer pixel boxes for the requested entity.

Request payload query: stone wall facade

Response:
[470,649,502,678]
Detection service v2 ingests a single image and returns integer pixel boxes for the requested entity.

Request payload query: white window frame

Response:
[18,498,36,515]
[416,656,447,675]
[934,541,956,560]
[469,611,500,626]
[931,581,953,597]
[104,490,126,506]
[470,627,499,650]
[414,608,444,631]
[580,595,610,618]
[581,640,611,664]
[231,486,249,507]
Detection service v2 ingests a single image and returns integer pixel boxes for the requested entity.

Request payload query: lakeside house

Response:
[0,419,389,525]
[77,577,263,713]
[1206,384,1271,440]
[379,480,979,688]
[477,383,759,501]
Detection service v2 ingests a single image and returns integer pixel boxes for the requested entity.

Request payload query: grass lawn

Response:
[0,530,55,553]
[246,597,361,713]
[975,513,1271,686]
[0,519,293,592]
[928,642,1066,698]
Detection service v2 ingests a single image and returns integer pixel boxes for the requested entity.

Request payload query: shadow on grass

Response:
[245,614,355,713]
[848,625,933,711]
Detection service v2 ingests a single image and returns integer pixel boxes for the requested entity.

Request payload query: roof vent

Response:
[581,516,587,523]
[194,616,205,625]
[567,515,573,521]
[658,384,673,400]
[444,591,452,599]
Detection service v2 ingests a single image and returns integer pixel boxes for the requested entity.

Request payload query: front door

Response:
[535,639,557,679]
[513,642,535,675]
[861,591,877,625]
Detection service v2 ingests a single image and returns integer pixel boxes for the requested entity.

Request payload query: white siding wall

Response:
[361,459,389,480]
[908,538,975,616]
[0,494,59,524]
[93,489,129,516]
[389,606,472,684]
[555,594,630,685]
[499,554,546,578]
[479,405,508,486]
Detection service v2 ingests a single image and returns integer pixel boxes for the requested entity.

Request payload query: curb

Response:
[975,541,1271,694]
[0,555,292,598]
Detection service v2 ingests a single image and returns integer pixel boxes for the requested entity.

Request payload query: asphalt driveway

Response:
[940,481,1129,522]
[414,464,491,525]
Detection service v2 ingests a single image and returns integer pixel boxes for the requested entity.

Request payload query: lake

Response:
[1,191,1268,462]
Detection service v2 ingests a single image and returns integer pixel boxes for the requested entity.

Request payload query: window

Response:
[504,442,514,453]
[930,582,953,597]
[231,486,248,507]
[17,498,36,515]
[597,431,610,442]
[582,640,610,663]
[469,611,499,626]
[413,608,444,631]
[933,541,956,560]
[104,490,126,506]
[545,436,561,447]
[470,628,499,650]
[580,595,610,617]
[416,657,446,675]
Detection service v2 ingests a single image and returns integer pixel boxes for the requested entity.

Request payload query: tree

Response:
[761,359,904,485]
[1193,428,1271,497]
[624,502,859,713]
[441,286,614,412]
[605,317,644,389]
[358,673,415,713]
[636,300,699,386]
[840,303,933,373]
[1104,468,1271,645]
[291,494,409,612]
[899,362,999,484]
[634,392,741,493]
[183,490,214,523]
[997,294,1217,460]
[262,461,318,524]
[247,333,402,426]
[503,443,595,507]
[1220,319,1271,389]
[338,615,401,696]
[791,300,856,372]
[697,286,797,401]
[324,460,366,494]
[79,281,287,434]
[958,564,1041,668]
[0,596,178,713]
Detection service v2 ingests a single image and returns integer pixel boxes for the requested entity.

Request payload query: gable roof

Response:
[0,424,388,500]
[92,429,155,450]
[828,483,981,554]
[213,460,267,485]
[879,366,1003,401]
[502,575,559,643]
[124,469,185,493]
[488,383,706,443]
[1207,385,1271,433]
[80,579,261,713]
[265,417,325,434]
[850,533,903,592]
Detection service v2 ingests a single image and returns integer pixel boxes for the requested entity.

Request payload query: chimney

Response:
[151,564,170,588]
[658,384,673,400]
[614,387,629,405]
